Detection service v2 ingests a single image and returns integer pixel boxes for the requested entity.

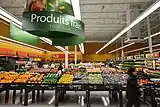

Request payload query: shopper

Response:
[126,67,141,107]
[58,63,63,71]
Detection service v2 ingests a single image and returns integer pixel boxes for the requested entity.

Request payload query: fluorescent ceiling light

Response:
[108,31,160,54]
[40,37,71,54]
[144,48,160,53]
[125,43,160,54]
[0,35,50,52]
[96,0,160,54]
[71,0,81,20]
[40,37,52,45]
[79,43,84,54]
[0,7,22,26]
[72,0,84,54]
[109,42,135,54]
[0,39,51,52]
[0,7,67,53]
[144,31,160,40]
[0,15,22,29]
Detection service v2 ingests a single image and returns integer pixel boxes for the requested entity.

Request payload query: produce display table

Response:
[143,84,160,107]
[0,83,125,107]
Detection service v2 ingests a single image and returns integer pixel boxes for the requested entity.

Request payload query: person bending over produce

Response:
[126,67,142,107]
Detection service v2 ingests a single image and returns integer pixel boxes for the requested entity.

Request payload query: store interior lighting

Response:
[125,43,160,54]
[109,43,135,54]
[72,0,84,54]
[108,31,160,54]
[40,37,71,54]
[0,37,51,52]
[144,31,160,40]
[96,0,160,54]
[143,48,160,53]
[0,7,69,53]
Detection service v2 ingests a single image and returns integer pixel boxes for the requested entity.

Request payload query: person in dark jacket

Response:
[58,63,63,71]
[126,67,141,107]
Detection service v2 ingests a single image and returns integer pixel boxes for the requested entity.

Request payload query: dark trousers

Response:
[126,98,140,107]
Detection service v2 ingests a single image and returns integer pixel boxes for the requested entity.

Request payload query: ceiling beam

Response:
[85,30,118,33]
[81,12,126,19]
[83,19,126,25]
[85,24,125,28]
[85,41,108,43]
[80,0,153,4]
[0,6,24,8]
[82,17,123,20]
[85,27,123,31]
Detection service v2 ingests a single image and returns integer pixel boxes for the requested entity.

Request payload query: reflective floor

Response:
[0,91,149,107]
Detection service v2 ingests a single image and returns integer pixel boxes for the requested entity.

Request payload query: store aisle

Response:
[0,104,150,107]
[0,90,149,107]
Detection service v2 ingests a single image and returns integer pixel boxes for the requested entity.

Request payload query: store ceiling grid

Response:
[0,0,160,54]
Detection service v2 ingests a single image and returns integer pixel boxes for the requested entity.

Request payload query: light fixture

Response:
[71,0,85,54]
[71,0,81,20]
[125,43,160,54]
[108,31,160,54]
[0,7,22,26]
[79,43,84,54]
[144,48,160,53]
[40,37,71,54]
[96,0,160,54]
[0,7,67,53]
[144,31,160,40]
[0,37,50,52]
[109,43,135,54]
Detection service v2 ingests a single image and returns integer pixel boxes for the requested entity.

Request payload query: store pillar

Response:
[126,5,132,39]
[147,17,153,53]
[65,46,69,68]
[75,45,77,65]
[121,39,124,59]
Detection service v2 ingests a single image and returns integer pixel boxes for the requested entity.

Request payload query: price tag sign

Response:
[26,85,34,87]
[11,84,19,87]
[69,85,73,89]
[89,85,93,89]
[48,87,54,90]
[105,86,110,89]
[0,85,3,88]
[57,85,61,88]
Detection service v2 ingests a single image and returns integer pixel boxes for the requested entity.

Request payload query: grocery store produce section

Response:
[0,65,160,107]
[0,67,126,107]
[0,67,160,107]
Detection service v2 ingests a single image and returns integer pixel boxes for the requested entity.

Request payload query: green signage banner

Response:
[23,0,85,46]
[23,12,85,38]
[10,23,40,45]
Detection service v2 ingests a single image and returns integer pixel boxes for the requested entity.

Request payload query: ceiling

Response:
[0,0,160,54]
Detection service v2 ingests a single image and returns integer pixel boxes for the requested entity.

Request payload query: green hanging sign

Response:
[23,0,85,46]
[10,23,40,45]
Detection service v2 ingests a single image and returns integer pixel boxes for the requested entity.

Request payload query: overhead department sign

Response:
[22,0,85,46]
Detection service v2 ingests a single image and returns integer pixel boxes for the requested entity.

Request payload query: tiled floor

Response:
[0,91,149,107]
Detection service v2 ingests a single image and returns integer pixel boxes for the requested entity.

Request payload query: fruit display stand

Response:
[0,71,127,107]
[142,83,160,107]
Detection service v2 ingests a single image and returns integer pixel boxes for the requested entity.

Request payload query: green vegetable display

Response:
[88,74,103,84]
[43,73,59,84]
